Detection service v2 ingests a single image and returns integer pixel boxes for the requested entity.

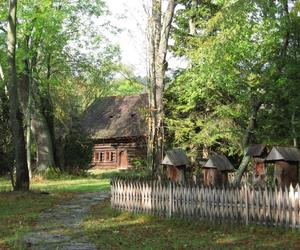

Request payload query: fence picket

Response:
[110,179,300,230]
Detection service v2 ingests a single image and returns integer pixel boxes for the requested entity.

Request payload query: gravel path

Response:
[23,191,110,250]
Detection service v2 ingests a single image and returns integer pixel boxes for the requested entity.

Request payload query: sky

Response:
[106,0,149,77]
[105,0,188,77]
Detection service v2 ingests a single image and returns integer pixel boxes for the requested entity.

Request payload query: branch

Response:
[0,64,4,81]
[157,0,176,64]
[0,26,7,33]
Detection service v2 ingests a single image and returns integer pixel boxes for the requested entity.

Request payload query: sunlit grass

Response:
[85,200,300,250]
[0,170,111,193]
[30,178,110,193]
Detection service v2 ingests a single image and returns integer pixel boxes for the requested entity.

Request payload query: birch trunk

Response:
[26,88,32,179]
[291,111,297,147]
[234,100,262,185]
[148,0,176,175]
[0,64,4,81]
[7,0,29,191]
[189,0,197,35]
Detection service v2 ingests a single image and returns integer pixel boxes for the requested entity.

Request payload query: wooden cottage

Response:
[265,146,300,187]
[82,94,148,169]
[162,149,190,183]
[203,154,234,186]
[246,144,268,186]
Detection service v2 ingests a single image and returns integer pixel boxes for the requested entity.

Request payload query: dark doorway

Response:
[119,150,128,168]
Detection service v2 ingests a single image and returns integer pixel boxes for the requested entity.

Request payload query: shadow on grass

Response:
[84,200,300,250]
[0,191,77,249]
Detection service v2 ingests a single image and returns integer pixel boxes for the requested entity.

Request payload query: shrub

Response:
[56,119,93,175]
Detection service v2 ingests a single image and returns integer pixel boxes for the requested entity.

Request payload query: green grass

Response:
[4,168,299,250]
[84,200,300,250]
[0,171,111,193]
[0,169,113,249]
[0,168,143,193]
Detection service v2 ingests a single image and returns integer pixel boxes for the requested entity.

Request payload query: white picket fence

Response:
[111,179,300,230]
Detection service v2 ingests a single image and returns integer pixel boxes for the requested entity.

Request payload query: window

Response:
[96,150,117,163]
[94,152,99,162]
[100,152,104,162]
[111,152,116,162]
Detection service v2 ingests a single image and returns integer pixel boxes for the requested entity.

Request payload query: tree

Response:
[166,0,300,184]
[13,0,120,173]
[148,0,177,175]
[0,0,140,181]
[7,0,29,191]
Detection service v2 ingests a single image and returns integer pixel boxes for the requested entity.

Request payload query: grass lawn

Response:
[85,200,300,250]
[2,168,300,250]
[0,169,113,249]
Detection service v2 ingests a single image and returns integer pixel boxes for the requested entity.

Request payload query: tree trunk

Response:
[291,111,297,147]
[18,52,56,174]
[31,106,56,172]
[26,89,32,179]
[189,0,197,35]
[7,0,29,191]
[234,99,262,185]
[148,0,176,176]
[43,53,57,167]
[31,54,56,172]
[30,70,55,172]
[0,64,4,81]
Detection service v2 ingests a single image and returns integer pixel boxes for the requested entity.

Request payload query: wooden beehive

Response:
[266,146,300,187]
[162,149,190,183]
[203,154,234,186]
[246,144,268,186]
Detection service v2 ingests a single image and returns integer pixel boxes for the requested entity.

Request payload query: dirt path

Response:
[23,191,110,250]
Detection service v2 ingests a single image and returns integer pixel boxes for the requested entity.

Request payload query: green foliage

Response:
[0,0,136,179]
[61,119,94,174]
[166,0,300,160]
[109,78,145,97]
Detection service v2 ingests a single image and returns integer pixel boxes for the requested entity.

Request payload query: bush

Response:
[56,119,93,175]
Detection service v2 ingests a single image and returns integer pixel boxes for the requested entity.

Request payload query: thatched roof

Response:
[162,149,189,167]
[82,94,148,139]
[246,144,267,157]
[204,154,234,171]
[266,146,300,162]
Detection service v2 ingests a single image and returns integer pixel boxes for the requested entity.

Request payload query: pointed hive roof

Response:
[246,144,267,157]
[162,149,189,167]
[204,154,234,171]
[265,146,300,162]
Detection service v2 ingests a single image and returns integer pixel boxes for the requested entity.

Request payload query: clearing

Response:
[1,169,300,249]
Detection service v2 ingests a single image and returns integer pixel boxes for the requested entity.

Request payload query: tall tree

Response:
[148,0,177,174]
[7,0,29,191]
[14,0,118,173]
[166,0,300,184]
